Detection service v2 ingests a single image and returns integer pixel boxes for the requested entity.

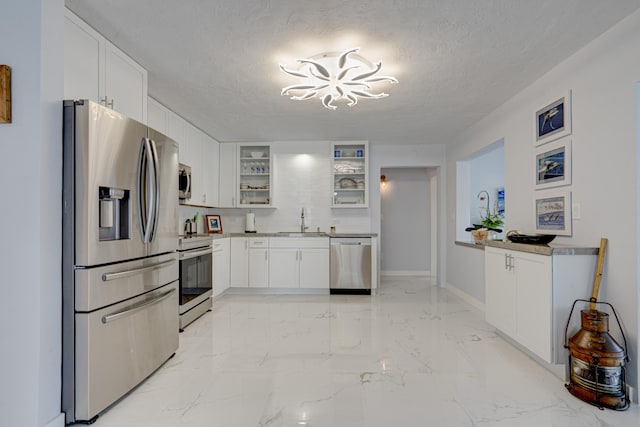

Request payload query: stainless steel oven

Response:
[178,235,213,330]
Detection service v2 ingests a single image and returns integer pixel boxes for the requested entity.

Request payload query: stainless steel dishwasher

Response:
[330,237,372,294]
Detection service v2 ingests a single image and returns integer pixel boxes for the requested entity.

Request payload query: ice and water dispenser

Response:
[98,186,131,241]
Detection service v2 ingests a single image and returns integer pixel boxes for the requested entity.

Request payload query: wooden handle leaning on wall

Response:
[0,65,11,124]
[590,237,608,310]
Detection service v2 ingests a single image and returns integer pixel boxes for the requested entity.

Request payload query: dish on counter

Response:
[507,233,556,245]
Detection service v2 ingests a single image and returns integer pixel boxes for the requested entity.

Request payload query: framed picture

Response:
[534,191,571,236]
[535,91,571,146]
[205,214,222,233]
[535,139,571,189]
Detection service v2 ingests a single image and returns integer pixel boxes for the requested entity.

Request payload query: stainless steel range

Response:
[178,235,213,330]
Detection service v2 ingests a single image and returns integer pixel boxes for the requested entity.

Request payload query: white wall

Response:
[380,167,431,274]
[446,10,640,396]
[0,1,65,427]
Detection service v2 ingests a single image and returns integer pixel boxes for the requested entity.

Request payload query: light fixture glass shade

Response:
[280,48,397,110]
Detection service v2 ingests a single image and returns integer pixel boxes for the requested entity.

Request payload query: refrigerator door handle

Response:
[101,287,176,324]
[148,139,160,242]
[101,258,177,282]
[137,137,156,244]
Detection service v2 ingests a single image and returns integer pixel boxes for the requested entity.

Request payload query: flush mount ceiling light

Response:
[280,47,398,110]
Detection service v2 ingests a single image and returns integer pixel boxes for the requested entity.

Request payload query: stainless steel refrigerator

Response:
[62,100,179,424]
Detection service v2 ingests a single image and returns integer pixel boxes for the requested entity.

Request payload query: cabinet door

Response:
[299,249,330,289]
[203,135,220,207]
[185,124,205,204]
[218,143,236,207]
[237,144,272,207]
[484,247,516,337]
[515,252,552,362]
[230,238,248,287]
[213,239,230,297]
[269,248,299,288]
[248,249,269,288]
[147,97,168,134]
[64,11,102,103]
[168,112,186,154]
[104,42,147,123]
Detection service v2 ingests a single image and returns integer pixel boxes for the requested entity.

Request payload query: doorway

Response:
[380,167,438,277]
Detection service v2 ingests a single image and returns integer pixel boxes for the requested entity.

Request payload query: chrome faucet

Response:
[300,208,309,233]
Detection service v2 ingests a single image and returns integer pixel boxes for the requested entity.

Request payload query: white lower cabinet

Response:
[212,238,230,297]
[299,248,330,289]
[269,238,329,289]
[485,244,596,364]
[248,238,269,288]
[230,237,248,287]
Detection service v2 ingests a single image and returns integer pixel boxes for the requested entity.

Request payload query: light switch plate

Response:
[572,202,581,220]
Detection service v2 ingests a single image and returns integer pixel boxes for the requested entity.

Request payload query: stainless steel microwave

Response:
[178,163,191,199]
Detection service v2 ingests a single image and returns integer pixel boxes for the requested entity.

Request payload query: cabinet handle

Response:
[101,97,114,109]
[504,253,509,271]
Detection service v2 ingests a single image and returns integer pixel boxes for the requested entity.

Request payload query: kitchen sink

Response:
[276,232,328,237]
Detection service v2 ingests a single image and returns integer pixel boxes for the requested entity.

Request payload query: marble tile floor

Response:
[80,276,640,427]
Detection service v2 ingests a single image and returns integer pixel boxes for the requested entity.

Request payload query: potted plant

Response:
[468,190,504,243]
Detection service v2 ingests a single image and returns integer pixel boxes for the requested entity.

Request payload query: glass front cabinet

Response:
[331,141,368,208]
[237,144,273,208]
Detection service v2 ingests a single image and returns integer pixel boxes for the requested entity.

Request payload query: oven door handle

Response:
[102,287,176,324]
[180,248,213,260]
[102,259,176,282]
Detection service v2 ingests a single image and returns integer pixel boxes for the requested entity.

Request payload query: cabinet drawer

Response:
[249,238,269,248]
[269,237,329,249]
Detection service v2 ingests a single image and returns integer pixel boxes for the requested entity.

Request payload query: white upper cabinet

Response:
[64,9,147,123]
[203,134,220,207]
[147,97,169,135]
[331,141,368,208]
[167,111,186,150]
[237,143,273,208]
[218,143,237,208]
[185,123,219,207]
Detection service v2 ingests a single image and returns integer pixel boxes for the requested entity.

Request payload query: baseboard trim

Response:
[44,413,65,427]
[381,270,430,276]
[444,282,485,312]
[225,287,330,295]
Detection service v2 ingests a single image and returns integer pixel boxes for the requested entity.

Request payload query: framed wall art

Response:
[534,191,571,236]
[205,214,222,233]
[535,139,571,189]
[535,91,571,146]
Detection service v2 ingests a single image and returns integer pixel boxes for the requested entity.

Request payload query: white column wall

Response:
[0,1,64,427]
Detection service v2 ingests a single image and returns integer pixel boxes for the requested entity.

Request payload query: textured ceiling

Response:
[65,0,640,145]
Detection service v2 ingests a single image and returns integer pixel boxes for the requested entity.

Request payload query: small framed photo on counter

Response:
[205,214,222,233]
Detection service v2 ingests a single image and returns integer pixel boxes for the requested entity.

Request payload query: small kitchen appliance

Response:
[564,238,629,410]
[245,211,256,233]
